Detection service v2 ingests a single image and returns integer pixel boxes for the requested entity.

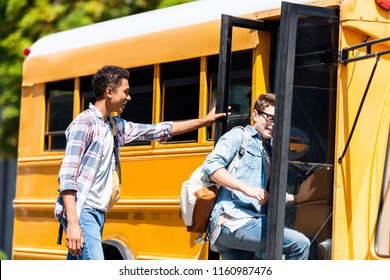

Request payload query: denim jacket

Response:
[202,125,267,237]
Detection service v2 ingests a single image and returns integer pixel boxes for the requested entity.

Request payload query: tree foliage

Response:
[0,249,7,260]
[0,0,194,158]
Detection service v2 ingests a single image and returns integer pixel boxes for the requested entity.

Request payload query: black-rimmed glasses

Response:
[256,110,274,123]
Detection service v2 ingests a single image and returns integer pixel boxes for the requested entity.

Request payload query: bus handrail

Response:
[338,55,379,163]
[339,36,390,65]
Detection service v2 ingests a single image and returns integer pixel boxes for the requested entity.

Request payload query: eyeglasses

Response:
[257,110,274,123]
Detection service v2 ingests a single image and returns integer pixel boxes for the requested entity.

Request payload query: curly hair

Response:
[253,93,276,112]
[92,65,130,100]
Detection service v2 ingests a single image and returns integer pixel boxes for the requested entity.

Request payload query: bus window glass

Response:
[80,75,95,111]
[120,66,154,146]
[45,79,74,151]
[161,59,200,142]
[285,15,338,259]
[208,50,252,136]
[376,136,390,256]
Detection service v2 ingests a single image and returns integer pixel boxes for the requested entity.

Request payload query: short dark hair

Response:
[92,65,130,100]
[254,93,276,112]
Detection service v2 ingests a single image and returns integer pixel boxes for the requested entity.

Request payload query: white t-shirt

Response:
[85,120,114,211]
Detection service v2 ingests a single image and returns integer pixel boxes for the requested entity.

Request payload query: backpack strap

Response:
[109,116,122,184]
[228,126,250,176]
[226,126,251,202]
[239,126,250,156]
[193,232,208,260]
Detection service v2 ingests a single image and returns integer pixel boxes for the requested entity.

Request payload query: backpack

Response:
[179,126,250,235]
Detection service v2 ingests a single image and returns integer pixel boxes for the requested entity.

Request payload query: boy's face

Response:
[110,78,131,114]
[252,105,274,140]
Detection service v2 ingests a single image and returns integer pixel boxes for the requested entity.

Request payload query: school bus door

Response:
[216,2,339,260]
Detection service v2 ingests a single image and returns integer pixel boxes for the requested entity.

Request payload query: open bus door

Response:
[266,2,339,259]
[214,14,270,142]
[212,14,274,260]
[215,2,339,260]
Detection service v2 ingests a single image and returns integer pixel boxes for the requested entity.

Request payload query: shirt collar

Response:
[245,124,259,138]
[88,103,104,121]
[245,124,271,146]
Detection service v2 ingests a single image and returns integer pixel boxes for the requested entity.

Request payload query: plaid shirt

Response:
[54,104,173,220]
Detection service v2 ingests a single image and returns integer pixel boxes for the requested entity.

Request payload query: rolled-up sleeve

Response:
[115,117,173,145]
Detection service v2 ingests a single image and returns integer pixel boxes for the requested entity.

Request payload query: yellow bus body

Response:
[13,0,390,260]
[334,0,390,259]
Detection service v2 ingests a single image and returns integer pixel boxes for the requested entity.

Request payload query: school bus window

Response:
[207,50,252,135]
[80,75,95,111]
[291,15,338,164]
[45,79,74,151]
[294,16,339,90]
[284,14,338,252]
[121,66,153,146]
[161,58,200,143]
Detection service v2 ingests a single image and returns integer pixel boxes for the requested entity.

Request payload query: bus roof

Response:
[24,0,340,85]
[28,0,313,58]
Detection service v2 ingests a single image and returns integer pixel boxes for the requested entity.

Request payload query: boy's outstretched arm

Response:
[170,107,226,136]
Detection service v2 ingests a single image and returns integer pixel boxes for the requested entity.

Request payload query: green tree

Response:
[158,0,194,8]
[0,249,7,260]
[0,0,194,158]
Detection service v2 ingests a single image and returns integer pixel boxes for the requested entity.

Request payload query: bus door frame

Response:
[215,2,339,260]
[269,2,338,259]
[215,14,268,141]
[213,14,272,260]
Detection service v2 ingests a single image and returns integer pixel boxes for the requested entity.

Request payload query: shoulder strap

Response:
[238,126,250,156]
[228,126,250,175]
[109,116,122,184]
[109,115,117,137]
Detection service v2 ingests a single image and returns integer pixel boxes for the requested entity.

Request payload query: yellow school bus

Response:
[13,0,390,260]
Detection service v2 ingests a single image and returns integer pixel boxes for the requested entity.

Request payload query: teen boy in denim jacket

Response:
[202,93,310,260]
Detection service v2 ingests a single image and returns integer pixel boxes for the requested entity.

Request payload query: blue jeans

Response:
[215,217,310,260]
[60,204,106,260]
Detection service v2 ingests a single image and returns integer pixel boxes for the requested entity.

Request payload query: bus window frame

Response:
[45,79,74,151]
[160,58,201,143]
[120,65,154,147]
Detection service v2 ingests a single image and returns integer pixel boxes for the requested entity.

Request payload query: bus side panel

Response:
[13,152,213,259]
[334,26,390,259]
[105,152,211,259]
[18,85,47,158]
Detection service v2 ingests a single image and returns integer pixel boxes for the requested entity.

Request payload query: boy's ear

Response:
[251,109,258,121]
[105,87,114,98]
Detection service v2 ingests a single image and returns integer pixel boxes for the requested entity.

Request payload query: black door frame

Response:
[215,14,267,142]
[211,14,271,260]
[268,2,339,259]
